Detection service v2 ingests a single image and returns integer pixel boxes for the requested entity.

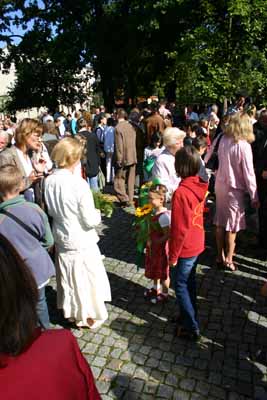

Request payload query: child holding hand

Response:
[144,184,171,304]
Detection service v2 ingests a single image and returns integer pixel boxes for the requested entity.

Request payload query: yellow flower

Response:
[135,204,153,217]
[141,181,153,190]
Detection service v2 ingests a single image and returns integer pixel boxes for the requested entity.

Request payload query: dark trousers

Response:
[257,177,267,248]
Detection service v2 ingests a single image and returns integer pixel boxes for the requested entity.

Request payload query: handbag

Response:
[206,133,223,171]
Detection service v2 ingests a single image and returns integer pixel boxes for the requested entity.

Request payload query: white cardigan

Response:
[45,169,101,251]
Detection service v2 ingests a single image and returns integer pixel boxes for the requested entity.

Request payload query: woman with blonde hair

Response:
[44,137,111,328]
[214,113,259,271]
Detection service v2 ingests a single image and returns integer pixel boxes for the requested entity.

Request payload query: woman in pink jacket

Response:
[214,113,259,271]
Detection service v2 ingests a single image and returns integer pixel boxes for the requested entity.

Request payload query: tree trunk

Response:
[165,80,177,103]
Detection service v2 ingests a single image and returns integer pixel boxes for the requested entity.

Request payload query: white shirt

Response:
[152,148,180,200]
[16,147,33,177]
[144,146,164,161]
[158,209,171,228]
[45,169,101,250]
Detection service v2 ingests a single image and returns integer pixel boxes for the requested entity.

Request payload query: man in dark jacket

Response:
[252,110,267,249]
[114,109,137,206]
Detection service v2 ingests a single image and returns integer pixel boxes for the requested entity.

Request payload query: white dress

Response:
[44,169,111,328]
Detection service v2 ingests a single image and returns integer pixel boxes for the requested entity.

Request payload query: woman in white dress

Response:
[45,138,111,328]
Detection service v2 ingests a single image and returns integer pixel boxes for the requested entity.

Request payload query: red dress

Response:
[0,329,100,400]
[145,212,169,280]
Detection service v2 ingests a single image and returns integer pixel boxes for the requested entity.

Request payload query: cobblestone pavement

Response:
[47,207,267,400]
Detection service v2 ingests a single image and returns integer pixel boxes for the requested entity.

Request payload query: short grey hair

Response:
[0,130,9,141]
[163,127,185,147]
[211,104,218,113]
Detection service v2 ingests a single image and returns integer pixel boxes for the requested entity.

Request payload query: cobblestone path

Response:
[47,207,267,400]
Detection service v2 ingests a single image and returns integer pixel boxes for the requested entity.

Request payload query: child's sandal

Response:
[225,262,237,271]
[150,293,168,304]
[144,288,159,298]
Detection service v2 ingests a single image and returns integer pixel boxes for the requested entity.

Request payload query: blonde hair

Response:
[247,104,257,119]
[163,127,185,147]
[149,184,167,205]
[0,165,23,195]
[15,118,43,147]
[51,137,83,168]
[225,112,255,143]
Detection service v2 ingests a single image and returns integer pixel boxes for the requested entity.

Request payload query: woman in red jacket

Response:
[0,234,100,400]
[169,146,208,340]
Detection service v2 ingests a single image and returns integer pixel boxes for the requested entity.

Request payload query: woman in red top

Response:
[0,234,100,400]
[169,146,208,341]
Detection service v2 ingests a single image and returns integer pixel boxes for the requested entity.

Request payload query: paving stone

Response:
[139,345,152,355]
[146,357,159,368]
[99,368,117,382]
[115,375,130,388]
[120,362,137,376]
[98,346,111,357]
[157,384,174,398]
[92,356,107,368]
[208,372,222,385]
[165,373,178,386]
[195,382,210,396]
[83,342,99,354]
[194,358,208,370]
[210,385,226,399]
[173,389,190,400]
[103,337,116,346]
[152,349,163,360]
[141,395,155,400]
[132,353,147,365]
[158,360,171,372]
[120,351,131,361]
[191,394,206,400]
[91,366,102,379]
[96,381,110,394]
[144,382,158,394]
[179,378,196,391]
[172,365,188,376]
[134,367,150,380]
[162,352,176,363]
[91,334,104,345]
[129,378,145,393]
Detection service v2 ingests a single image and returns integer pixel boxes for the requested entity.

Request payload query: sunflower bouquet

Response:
[133,203,153,269]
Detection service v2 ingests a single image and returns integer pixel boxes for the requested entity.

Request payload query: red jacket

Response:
[0,329,100,400]
[169,176,208,264]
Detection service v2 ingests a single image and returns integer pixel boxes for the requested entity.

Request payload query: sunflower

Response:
[135,204,153,218]
[141,181,153,190]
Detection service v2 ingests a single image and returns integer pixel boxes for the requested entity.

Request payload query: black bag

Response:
[206,133,223,171]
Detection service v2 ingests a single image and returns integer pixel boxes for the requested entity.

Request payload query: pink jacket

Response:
[215,135,258,202]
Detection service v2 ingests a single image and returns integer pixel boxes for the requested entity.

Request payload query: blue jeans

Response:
[87,176,99,191]
[172,256,199,333]
[37,286,50,329]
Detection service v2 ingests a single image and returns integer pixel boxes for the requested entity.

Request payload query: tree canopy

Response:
[1,0,267,111]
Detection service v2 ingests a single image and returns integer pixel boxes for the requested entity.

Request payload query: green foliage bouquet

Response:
[92,191,114,218]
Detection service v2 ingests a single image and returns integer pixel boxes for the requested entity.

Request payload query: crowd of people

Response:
[0,95,267,397]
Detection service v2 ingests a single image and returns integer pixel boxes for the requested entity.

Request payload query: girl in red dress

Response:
[144,184,171,303]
